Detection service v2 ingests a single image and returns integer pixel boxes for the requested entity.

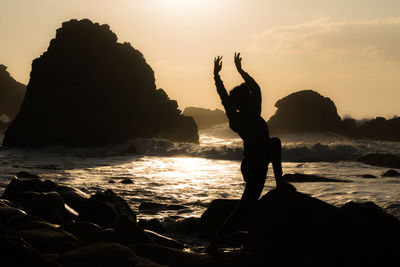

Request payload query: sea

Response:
[0,124,399,223]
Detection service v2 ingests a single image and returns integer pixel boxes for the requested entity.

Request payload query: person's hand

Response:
[234,52,243,72]
[214,56,223,75]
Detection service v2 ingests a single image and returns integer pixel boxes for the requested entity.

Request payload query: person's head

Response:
[229,83,250,112]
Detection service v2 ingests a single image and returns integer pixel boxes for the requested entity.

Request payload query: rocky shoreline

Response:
[0,173,399,267]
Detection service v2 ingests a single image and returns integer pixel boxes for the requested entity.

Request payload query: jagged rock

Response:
[382,169,400,177]
[3,18,198,147]
[357,153,400,169]
[182,107,227,130]
[0,65,26,121]
[268,90,342,135]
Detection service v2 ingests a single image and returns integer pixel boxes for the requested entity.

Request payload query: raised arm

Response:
[214,56,235,118]
[234,52,261,114]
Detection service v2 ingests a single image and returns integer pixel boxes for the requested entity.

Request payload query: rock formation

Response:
[182,107,227,130]
[267,89,400,141]
[3,19,198,147]
[343,116,400,141]
[0,65,26,120]
[267,90,342,135]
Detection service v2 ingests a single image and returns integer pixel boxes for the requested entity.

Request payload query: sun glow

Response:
[150,0,208,14]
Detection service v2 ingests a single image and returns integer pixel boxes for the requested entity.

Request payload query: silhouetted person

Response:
[208,53,294,253]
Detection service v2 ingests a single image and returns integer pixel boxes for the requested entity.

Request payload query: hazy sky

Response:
[1,0,400,119]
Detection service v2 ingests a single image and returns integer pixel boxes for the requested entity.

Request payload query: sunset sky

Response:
[1,0,400,119]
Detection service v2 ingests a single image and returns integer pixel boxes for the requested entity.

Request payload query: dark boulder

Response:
[200,199,239,233]
[267,90,342,135]
[139,202,187,214]
[382,169,400,177]
[66,189,135,227]
[112,215,153,245]
[82,228,121,245]
[247,188,400,267]
[76,198,118,227]
[90,190,136,221]
[17,228,78,253]
[138,218,166,234]
[360,174,377,178]
[55,185,90,212]
[3,18,198,147]
[15,171,41,179]
[130,243,217,267]
[0,235,47,267]
[21,191,77,225]
[0,206,27,222]
[2,177,57,203]
[182,107,227,130]
[356,153,400,169]
[143,229,185,249]
[57,242,165,267]
[60,222,102,240]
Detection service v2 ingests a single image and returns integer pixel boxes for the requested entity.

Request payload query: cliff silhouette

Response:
[3,19,198,147]
[182,107,227,130]
[268,90,400,141]
[0,65,26,122]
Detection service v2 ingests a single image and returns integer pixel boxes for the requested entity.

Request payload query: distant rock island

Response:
[182,107,227,130]
[268,90,341,134]
[3,19,198,147]
[0,64,27,131]
[268,90,400,141]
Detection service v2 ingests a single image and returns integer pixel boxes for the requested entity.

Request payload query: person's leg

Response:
[208,160,267,254]
[270,137,283,186]
[270,137,296,191]
[216,176,266,238]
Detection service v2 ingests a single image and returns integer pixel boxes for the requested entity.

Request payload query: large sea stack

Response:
[3,19,198,147]
[267,90,342,135]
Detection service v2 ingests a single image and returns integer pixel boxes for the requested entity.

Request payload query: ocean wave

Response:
[127,138,366,162]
